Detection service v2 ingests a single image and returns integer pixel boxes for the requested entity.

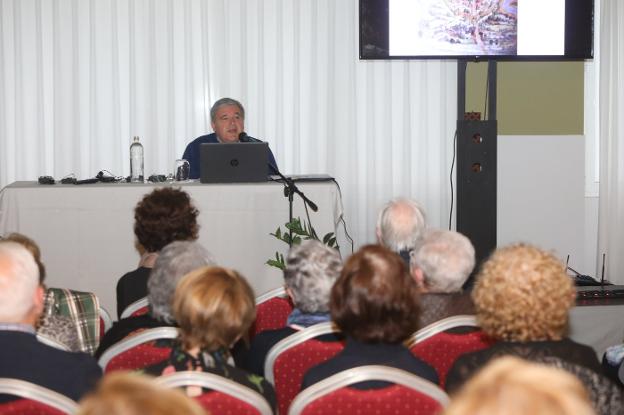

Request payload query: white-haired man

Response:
[182,97,278,179]
[410,229,476,327]
[0,242,101,401]
[376,198,427,265]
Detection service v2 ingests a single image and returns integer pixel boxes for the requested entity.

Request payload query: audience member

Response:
[244,240,342,376]
[2,233,81,351]
[444,244,624,414]
[78,372,206,415]
[182,97,278,179]
[301,244,438,389]
[143,266,276,410]
[0,242,101,401]
[96,241,215,357]
[443,356,597,415]
[446,244,601,393]
[410,229,476,327]
[116,187,199,318]
[376,198,426,265]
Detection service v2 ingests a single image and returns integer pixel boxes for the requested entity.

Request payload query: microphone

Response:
[239,132,262,143]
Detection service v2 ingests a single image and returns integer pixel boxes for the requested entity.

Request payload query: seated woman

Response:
[446,243,603,393]
[301,244,438,389]
[245,239,342,376]
[144,266,276,410]
[96,241,214,357]
[116,187,199,318]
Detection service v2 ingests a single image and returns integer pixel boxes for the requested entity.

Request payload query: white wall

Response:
[498,134,599,278]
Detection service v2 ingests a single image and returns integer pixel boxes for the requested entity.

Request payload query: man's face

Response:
[211,104,244,143]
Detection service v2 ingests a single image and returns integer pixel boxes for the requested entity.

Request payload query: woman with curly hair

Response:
[116,187,199,318]
[445,244,622,414]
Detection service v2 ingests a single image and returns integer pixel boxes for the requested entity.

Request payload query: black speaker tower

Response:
[457,61,498,285]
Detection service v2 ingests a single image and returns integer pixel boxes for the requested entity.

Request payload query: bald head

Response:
[0,241,42,324]
[376,198,426,252]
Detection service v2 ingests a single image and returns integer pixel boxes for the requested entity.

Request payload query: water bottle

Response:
[130,136,144,182]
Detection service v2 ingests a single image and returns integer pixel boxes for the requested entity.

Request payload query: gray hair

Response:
[410,229,475,292]
[284,240,342,313]
[210,98,245,122]
[0,242,40,322]
[148,241,215,323]
[376,198,426,252]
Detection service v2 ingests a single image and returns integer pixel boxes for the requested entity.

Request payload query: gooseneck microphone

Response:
[238,132,262,143]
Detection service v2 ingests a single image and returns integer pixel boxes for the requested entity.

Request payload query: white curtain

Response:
[597,0,624,283]
[0,0,456,249]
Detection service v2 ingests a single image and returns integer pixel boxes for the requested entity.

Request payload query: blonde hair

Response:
[78,372,206,415]
[174,266,255,351]
[444,356,596,415]
[472,244,574,341]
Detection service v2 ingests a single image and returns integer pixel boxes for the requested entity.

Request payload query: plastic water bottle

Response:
[130,136,144,182]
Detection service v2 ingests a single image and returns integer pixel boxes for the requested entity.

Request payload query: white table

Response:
[0,180,344,318]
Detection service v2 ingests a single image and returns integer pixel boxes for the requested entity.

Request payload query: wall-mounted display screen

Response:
[360,0,593,60]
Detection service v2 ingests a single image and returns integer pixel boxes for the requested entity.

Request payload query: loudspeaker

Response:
[456,120,497,276]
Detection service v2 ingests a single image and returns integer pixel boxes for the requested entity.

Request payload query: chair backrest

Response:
[250,286,294,337]
[98,327,178,373]
[99,306,113,334]
[120,297,150,319]
[405,315,494,388]
[155,371,273,415]
[36,333,71,352]
[265,322,344,415]
[0,378,79,415]
[289,365,450,415]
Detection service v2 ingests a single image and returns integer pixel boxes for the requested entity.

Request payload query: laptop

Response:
[199,142,270,183]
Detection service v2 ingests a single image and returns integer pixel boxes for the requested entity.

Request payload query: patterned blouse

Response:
[143,340,276,410]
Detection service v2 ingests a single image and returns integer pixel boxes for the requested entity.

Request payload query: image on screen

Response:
[388,0,566,57]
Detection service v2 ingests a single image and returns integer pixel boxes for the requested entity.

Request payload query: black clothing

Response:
[116,266,151,319]
[446,337,603,393]
[0,330,102,401]
[302,337,439,390]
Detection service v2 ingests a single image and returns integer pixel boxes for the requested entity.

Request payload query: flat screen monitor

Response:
[360,0,593,61]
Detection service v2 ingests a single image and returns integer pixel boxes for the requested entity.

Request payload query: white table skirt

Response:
[0,180,344,318]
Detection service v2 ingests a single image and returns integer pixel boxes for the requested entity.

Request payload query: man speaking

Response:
[182,97,278,179]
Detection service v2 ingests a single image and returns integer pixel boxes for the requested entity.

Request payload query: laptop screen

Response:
[199,142,270,183]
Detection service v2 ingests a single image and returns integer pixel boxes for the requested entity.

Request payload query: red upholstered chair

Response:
[98,327,178,373]
[265,322,344,415]
[155,371,272,415]
[405,315,495,388]
[250,286,294,338]
[120,297,150,319]
[288,365,450,415]
[0,378,78,415]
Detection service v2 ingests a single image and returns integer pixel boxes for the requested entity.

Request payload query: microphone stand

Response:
[270,165,318,246]
[239,132,318,245]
